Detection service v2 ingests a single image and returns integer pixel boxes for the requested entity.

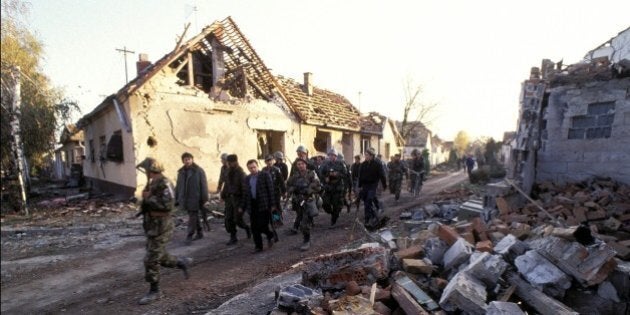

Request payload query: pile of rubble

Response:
[269,178,629,315]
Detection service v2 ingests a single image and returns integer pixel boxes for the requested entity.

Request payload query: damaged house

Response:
[77,17,365,197]
[358,112,405,160]
[509,27,630,193]
[53,124,84,180]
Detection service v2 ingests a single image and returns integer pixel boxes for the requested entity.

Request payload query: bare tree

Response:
[399,77,438,140]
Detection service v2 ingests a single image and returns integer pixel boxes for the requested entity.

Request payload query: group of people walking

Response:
[134,146,428,305]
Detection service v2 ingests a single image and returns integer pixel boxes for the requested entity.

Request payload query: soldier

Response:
[273,151,289,182]
[243,159,278,252]
[409,149,425,196]
[136,158,190,305]
[320,148,349,226]
[221,154,251,245]
[387,153,407,202]
[215,153,229,193]
[175,152,208,245]
[287,145,316,234]
[263,154,286,229]
[286,158,321,251]
[350,155,361,196]
[338,153,353,213]
[357,148,387,230]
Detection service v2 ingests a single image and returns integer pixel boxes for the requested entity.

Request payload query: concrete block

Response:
[494,234,529,262]
[486,301,526,315]
[515,250,572,298]
[424,237,448,265]
[439,271,487,315]
[597,281,620,302]
[609,260,630,302]
[277,284,323,310]
[463,252,508,287]
[458,199,487,221]
[443,238,473,270]
[403,259,435,274]
[529,236,618,286]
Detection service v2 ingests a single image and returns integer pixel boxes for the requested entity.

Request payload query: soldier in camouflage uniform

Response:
[136,158,191,305]
[387,153,407,202]
[286,158,321,251]
[320,148,350,226]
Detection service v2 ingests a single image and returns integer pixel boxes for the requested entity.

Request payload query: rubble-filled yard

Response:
[213,177,630,315]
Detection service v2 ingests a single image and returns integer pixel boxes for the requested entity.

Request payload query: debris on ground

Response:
[268,177,629,314]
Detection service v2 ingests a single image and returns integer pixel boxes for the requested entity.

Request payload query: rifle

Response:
[135,158,154,218]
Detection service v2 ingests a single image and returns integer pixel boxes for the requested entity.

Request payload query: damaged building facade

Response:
[509,27,630,193]
[77,17,394,197]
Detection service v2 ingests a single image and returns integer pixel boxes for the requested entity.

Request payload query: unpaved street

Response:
[1,171,467,314]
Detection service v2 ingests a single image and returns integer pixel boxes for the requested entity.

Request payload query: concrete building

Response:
[510,28,630,192]
[77,17,365,197]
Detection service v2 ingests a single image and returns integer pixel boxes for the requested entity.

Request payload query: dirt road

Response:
[1,171,467,314]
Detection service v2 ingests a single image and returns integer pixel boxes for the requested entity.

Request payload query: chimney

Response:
[136,53,151,75]
[303,72,313,96]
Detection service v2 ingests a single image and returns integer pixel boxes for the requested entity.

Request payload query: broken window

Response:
[568,102,615,139]
[257,130,284,160]
[172,50,214,91]
[107,130,124,162]
[313,130,331,153]
[99,136,107,162]
[361,136,371,154]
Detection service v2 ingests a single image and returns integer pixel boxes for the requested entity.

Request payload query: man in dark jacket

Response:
[351,155,361,195]
[358,148,387,230]
[221,154,251,245]
[263,155,286,228]
[320,148,349,226]
[175,152,209,245]
[274,151,289,182]
[243,159,278,252]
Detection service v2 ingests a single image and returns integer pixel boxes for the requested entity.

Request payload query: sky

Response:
[26,0,630,141]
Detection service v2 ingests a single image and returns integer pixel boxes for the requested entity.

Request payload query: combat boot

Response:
[244,226,252,239]
[331,213,338,226]
[138,282,161,305]
[300,234,311,251]
[193,232,203,240]
[226,233,237,245]
[176,257,192,279]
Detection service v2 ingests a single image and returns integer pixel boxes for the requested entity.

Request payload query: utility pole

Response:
[10,66,29,215]
[115,46,135,84]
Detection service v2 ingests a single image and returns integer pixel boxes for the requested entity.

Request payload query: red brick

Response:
[437,224,460,246]
[496,197,511,215]
[572,207,587,222]
[586,209,607,221]
[461,232,475,245]
[394,245,423,260]
[475,240,493,253]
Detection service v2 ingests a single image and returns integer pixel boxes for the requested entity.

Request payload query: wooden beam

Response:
[391,283,430,315]
[173,58,189,75]
[506,271,578,315]
[187,52,194,86]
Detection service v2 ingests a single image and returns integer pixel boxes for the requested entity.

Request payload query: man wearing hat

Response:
[273,151,289,182]
[387,153,407,202]
[175,152,209,245]
[287,145,316,234]
[320,148,350,226]
[136,158,190,305]
[221,154,251,245]
[357,148,387,230]
[286,157,322,251]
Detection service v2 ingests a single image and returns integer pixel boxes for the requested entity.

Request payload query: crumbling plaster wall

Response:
[82,103,136,191]
[537,78,630,184]
[130,70,301,193]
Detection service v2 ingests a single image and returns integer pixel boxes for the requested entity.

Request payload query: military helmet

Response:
[220,153,229,161]
[274,151,284,159]
[327,148,337,156]
[337,153,344,160]
[296,145,308,154]
[148,160,164,173]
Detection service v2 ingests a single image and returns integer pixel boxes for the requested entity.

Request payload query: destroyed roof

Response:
[360,112,388,135]
[59,124,84,144]
[79,17,299,127]
[276,76,361,131]
[396,121,431,147]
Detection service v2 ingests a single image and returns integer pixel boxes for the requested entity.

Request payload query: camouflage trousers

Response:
[224,195,249,236]
[293,200,315,237]
[389,177,403,200]
[143,216,178,284]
